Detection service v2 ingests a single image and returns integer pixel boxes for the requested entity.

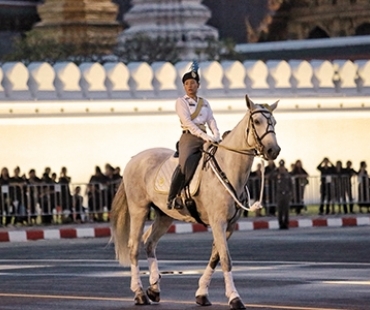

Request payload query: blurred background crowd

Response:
[0,157,369,227]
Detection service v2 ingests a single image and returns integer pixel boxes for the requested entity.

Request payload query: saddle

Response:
[154,155,203,196]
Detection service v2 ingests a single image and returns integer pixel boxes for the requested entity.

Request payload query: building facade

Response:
[32,0,121,55]
[266,0,370,41]
[0,0,40,56]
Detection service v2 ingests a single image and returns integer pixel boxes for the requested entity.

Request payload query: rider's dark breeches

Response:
[178,132,204,185]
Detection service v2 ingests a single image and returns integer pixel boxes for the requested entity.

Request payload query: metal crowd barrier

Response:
[0,180,121,226]
[1,176,369,226]
[247,175,369,214]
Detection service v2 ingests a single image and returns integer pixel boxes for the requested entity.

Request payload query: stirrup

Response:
[167,199,175,210]
[167,196,184,210]
[174,196,184,209]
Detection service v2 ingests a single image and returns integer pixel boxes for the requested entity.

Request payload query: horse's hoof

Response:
[229,297,246,310]
[146,287,160,303]
[195,295,212,306]
[134,292,151,306]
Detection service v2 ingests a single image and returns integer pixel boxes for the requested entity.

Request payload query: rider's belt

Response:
[182,124,206,134]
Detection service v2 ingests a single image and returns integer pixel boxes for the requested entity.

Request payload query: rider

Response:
[167,62,221,209]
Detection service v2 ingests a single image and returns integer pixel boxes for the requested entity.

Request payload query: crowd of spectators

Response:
[316,158,369,215]
[248,159,309,217]
[1,158,369,227]
[0,164,122,226]
[248,158,370,217]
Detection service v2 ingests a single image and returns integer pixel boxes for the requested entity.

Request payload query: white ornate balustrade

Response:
[1,59,370,101]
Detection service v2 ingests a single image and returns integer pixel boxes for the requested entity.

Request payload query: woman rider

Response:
[167,64,221,209]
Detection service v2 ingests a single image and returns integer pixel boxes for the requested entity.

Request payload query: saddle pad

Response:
[154,155,202,196]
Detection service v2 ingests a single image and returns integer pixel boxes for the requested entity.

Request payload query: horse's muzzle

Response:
[265,145,281,160]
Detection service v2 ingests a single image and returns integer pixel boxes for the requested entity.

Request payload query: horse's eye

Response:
[254,120,260,125]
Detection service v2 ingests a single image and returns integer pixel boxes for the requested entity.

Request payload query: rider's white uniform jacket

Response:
[175,95,220,140]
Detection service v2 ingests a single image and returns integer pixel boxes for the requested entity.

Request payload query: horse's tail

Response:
[110,181,131,266]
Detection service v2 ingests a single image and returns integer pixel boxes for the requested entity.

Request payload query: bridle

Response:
[246,108,276,157]
[211,107,276,158]
[204,106,276,213]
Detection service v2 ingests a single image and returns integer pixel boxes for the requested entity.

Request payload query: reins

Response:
[202,107,276,212]
[203,146,265,213]
[208,141,257,156]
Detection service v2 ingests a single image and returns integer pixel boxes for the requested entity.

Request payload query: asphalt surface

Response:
[0,227,369,310]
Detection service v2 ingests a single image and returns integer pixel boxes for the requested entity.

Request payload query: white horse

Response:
[111,95,281,309]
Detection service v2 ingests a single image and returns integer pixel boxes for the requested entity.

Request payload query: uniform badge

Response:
[191,72,197,78]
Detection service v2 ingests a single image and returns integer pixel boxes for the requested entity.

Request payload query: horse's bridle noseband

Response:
[208,107,276,157]
[246,109,276,155]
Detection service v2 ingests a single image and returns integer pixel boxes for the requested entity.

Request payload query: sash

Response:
[190,98,204,120]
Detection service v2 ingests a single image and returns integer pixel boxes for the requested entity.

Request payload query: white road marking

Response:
[0,258,369,266]
[323,281,370,286]
[0,265,51,270]
[0,293,346,310]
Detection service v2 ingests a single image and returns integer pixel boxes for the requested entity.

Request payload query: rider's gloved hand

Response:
[213,134,221,143]
[200,132,216,143]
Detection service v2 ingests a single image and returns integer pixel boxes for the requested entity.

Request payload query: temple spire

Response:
[32,0,121,55]
[118,0,218,60]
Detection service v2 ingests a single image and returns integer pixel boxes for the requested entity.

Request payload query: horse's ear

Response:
[245,95,255,110]
[270,100,279,112]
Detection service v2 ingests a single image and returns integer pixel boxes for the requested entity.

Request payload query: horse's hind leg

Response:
[195,225,241,308]
[142,207,173,303]
[128,204,151,305]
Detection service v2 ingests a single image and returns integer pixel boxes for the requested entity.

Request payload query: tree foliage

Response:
[1,31,240,65]
[115,35,181,63]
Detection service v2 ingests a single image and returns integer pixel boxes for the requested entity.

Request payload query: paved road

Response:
[0,227,369,310]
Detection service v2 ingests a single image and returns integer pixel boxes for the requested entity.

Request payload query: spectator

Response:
[39,185,53,224]
[113,167,122,192]
[343,161,357,214]
[48,172,59,222]
[72,186,84,223]
[51,172,58,183]
[60,167,71,183]
[358,161,370,213]
[42,167,53,184]
[273,160,292,229]
[105,164,117,211]
[87,166,107,221]
[27,169,42,223]
[59,167,72,214]
[290,160,309,215]
[10,167,28,224]
[333,161,347,214]
[0,168,12,226]
[264,160,277,216]
[317,158,335,215]
[41,168,58,222]
[114,167,122,178]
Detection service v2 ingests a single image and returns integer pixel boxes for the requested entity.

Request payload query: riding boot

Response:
[167,165,185,210]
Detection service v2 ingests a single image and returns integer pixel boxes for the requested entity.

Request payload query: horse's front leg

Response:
[195,228,234,307]
[211,222,246,310]
[195,242,217,306]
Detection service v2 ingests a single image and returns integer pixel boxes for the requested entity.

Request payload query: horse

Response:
[111,95,281,309]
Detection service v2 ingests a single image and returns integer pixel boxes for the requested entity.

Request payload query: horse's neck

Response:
[216,150,254,194]
[216,113,255,194]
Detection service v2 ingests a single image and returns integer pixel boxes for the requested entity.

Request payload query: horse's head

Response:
[245,95,281,160]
